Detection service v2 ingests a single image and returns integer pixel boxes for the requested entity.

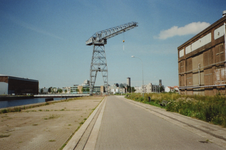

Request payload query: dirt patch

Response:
[0,96,103,150]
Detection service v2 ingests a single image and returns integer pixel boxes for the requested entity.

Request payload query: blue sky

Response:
[0,0,225,88]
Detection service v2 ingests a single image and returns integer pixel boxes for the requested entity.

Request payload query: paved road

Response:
[94,96,224,150]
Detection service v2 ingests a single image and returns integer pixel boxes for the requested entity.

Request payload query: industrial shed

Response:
[178,12,226,96]
[0,75,39,95]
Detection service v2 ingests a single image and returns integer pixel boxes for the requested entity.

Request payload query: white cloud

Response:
[155,22,211,40]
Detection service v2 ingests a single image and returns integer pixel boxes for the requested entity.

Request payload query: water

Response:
[0,98,64,109]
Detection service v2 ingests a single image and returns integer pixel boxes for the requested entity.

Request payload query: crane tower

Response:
[86,22,138,94]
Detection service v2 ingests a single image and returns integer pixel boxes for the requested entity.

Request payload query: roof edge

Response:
[178,16,226,50]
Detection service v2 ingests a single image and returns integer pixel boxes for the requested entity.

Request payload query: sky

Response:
[0,0,226,88]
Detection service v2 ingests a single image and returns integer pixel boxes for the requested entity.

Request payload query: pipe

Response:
[198,63,201,86]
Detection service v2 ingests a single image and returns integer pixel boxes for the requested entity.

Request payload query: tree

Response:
[81,87,84,92]
[127,86,131,93]
[127,86,136,93]
[131,87,136,92]
[160,86,164,92]
[119,83,125,88]
[40,88,43,94]
[58,89,62,93]
[115,83,119,87]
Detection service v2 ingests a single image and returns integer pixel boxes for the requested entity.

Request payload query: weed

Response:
[49,140,56,142]
[0,134,10,138]
[44,114,59,120]
[126,93,226,127]
[1,109,8,113]
[32,124,38,126]
[14,107,21,112]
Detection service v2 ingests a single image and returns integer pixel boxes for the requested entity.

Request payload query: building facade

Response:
[178,14,226,95]
[146,83,161,93]
[0,75,39,95]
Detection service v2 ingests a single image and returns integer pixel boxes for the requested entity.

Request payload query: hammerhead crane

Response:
[86,22,138,94]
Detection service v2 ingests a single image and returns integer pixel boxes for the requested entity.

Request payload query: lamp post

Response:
[131,55,144,97]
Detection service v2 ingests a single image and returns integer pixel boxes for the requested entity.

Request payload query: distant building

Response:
[93,86,105,94]
[71,84,79,94]
[134,86,142,93]
[109,84,126,94]
[71,79,106,94]
[0,75,39,95]
[62,87,71,94]
[81,80,90,87]
[39,87,48,94]
[137,80,164,93]
[110,85,120,94]
[165,86,179,93]
[178,12,226,95]
[146,83,161,93]
[71,80,90,94]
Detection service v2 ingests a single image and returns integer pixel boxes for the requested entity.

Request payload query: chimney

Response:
[127,77,131,87]
[222,10,226,17]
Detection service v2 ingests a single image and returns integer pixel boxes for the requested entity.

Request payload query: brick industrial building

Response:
[0,75,39,95]
[178,12,226,96]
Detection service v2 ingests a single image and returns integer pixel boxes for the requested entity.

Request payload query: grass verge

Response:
[125,93,226,127]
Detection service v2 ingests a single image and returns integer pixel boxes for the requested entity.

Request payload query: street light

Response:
[131,55,144,97]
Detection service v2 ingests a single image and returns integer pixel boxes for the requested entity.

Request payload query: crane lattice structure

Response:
[86,22,138,95]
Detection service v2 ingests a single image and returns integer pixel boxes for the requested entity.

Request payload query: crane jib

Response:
[86,22,138,46]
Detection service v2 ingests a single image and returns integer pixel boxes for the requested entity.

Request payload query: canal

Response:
[0,98,64,109]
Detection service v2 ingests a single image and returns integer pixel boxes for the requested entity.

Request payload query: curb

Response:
[124,98,226,149]
[84,97,107,150]
[63,97,106,150]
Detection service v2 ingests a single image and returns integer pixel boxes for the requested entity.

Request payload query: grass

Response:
[0,134,10,138]
[125,93,226,127]
[49,140,56,142]
[44,114,60,120]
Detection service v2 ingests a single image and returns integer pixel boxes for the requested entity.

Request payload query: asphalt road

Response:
[94,96,224,150]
